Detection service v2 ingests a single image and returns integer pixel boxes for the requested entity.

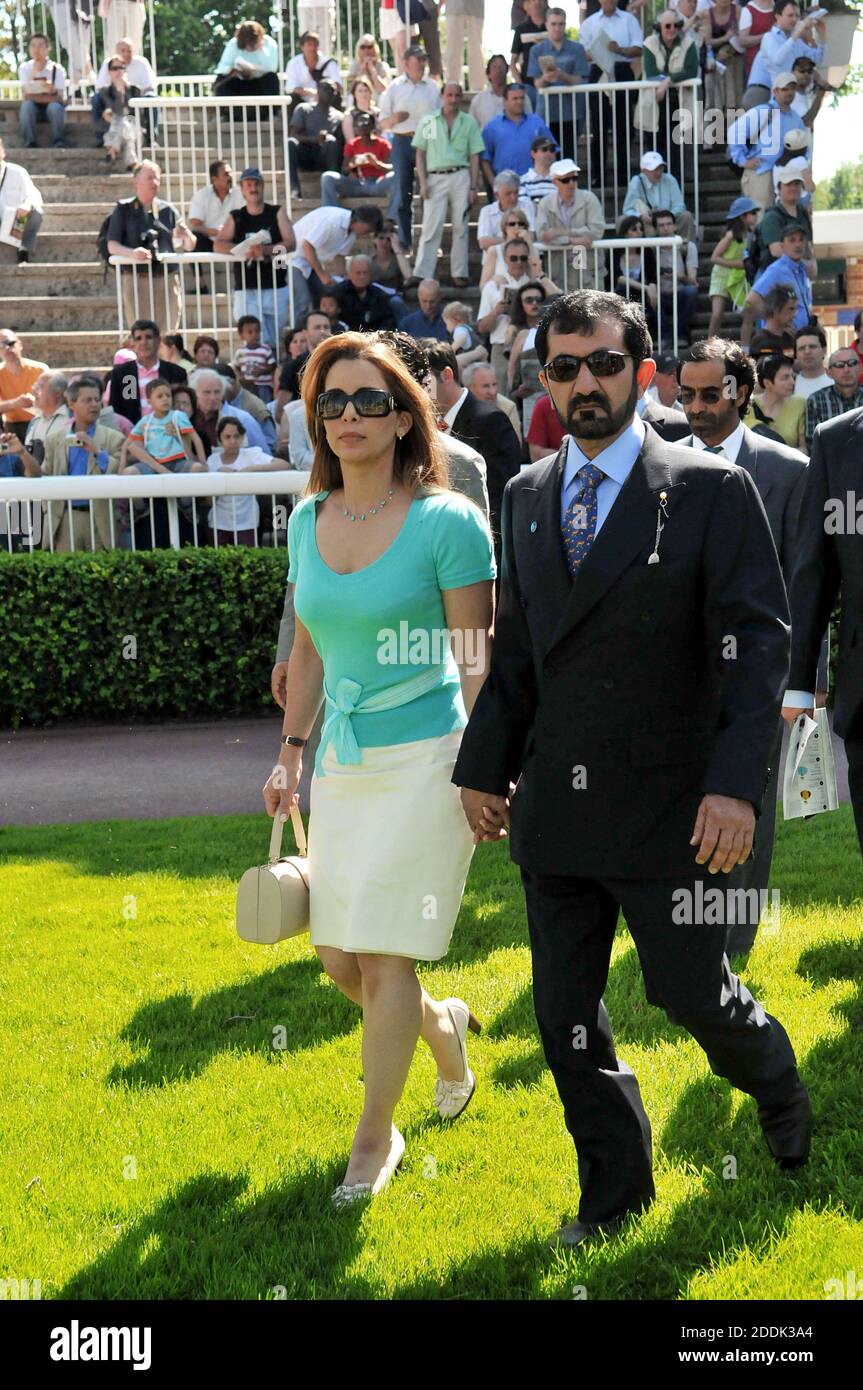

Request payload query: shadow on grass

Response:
[57,1168,379,1300]
[107,959,358,1090]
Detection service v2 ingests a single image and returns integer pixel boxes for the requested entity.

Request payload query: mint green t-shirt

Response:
[287,490,496,769]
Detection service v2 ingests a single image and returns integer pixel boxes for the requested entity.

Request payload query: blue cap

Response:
[239,167,264,183]
[726,196,760,220]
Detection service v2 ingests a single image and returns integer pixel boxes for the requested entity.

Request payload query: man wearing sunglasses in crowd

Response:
[476,236,559,394]
[454,288,810,1248]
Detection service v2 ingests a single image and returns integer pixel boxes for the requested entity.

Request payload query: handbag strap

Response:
[267,804,307,863]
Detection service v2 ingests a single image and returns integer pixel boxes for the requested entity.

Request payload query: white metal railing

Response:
[535,78,701,232]
[544,235,685,355]
[825,325,855,355]
[131,94,296,219]
[109,252,301,359]
[0,470,308,553]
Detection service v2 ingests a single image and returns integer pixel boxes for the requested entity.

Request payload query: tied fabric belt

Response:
[318,664,449,769]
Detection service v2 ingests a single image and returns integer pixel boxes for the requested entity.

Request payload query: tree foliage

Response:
[813,152,863,209]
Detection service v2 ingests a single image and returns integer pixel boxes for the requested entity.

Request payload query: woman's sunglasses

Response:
[316,388,396,419]
[522,296,543,305]
[543,351,633,381]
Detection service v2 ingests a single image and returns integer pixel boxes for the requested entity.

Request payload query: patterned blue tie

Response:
[562,462,604,578]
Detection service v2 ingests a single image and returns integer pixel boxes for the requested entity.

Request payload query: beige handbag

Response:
[236,806,309,944]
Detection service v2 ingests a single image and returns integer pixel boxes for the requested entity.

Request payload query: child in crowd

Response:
[232,315,277,403]
[118,378,206,530]
[442,301,485,369]
[317,291,349,335]
[204,416,282,546]
[707,196,760,338]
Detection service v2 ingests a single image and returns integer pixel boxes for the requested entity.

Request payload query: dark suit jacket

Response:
[334,281,397,332]
[788,407,863,739]
[106,358,187,425]
[452,426,791,877]
[450,391,521,542]
[679,427,807,579]
[641,397,690,442]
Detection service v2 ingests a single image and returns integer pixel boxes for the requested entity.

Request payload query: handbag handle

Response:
[268,804,307,863]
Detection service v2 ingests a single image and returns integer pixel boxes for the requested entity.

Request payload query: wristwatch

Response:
[281,735,307,748]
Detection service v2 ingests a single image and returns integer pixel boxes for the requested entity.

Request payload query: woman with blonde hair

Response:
[263,333,496,1206]
[348,34,392,93]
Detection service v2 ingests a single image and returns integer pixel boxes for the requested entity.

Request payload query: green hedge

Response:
[0,548,290,730]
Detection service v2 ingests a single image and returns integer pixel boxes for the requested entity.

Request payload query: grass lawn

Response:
[1,805,862,1301]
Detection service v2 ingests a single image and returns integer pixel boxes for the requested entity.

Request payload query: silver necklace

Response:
[342,488,394,522]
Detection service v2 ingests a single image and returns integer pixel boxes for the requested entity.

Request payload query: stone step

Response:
[5,261,107,296]
[0,296,119,331]
[38,174,135,203]
[42,202,115,233]
[19,330,122,364]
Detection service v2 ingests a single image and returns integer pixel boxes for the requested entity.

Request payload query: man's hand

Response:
[131,246,152,263]
[782,704,813,728]
[608,40,621,55]
[690,793,755,874]
[460,787,509,843]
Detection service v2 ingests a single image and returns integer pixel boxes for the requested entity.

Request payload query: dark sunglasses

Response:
[555,175,578,184]
[507,253,529,263]
[316,388,396,419]
[537,143,555,152]
[831,358,859,369]
[544,350,633,381]
[522,295,543,305]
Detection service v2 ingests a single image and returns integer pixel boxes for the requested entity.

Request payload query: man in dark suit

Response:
[677,337,825,953]
[453,290,810,1245]
[784,406,863,857]
[106,319,187,426]
[638,392,690,442]
[422,339,521,551]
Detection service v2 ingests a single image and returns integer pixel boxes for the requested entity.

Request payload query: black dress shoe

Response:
[554,1210,637,1247]
[758,1083,811,1169]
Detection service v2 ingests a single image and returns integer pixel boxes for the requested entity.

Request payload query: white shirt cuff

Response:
[783,690,815,708]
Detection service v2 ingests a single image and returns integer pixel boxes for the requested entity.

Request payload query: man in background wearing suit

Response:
[453,290,810,1247]
[106,319,187,427]
[637,390,690,442]
[422,339,521,556]
[677,337,825,953]
[784,405,863,857]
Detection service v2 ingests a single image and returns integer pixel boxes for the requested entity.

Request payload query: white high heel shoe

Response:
[434,998,481,1121]
[331,1126,406,1209]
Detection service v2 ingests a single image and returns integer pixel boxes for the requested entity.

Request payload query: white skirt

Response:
[308,730,475,960]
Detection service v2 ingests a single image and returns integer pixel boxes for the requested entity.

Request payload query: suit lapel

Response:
[738,427,772,507]
[547,427,685,656]
[518,441,571,624]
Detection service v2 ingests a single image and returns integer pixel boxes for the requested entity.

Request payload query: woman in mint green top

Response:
[263,333,496,1207]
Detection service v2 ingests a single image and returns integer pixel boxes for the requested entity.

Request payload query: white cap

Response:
[774,71,798,88]
[550,158,580,178]
[775,165,808,184]
[784,128,811,151]
[640,150,666,171]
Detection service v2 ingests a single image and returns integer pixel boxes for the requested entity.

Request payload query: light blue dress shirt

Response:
[68,424,110,508]
[727,100,806,174]
[560,415,646,534]
[749,29,825,92]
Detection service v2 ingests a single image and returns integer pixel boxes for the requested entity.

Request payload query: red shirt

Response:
[343,136,393,180]
[526,393,565,454]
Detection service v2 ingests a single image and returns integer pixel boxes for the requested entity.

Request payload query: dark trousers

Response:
[214,70,279,118]
[845,713,863,857]
[587,62,633,191]
[92,89,158,143]
[287,135,342,195]
[727,721,782,954]
[520,865,802,1226]
[390,134,417,253]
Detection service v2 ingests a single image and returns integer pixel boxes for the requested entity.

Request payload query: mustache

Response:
[568,393,609,412]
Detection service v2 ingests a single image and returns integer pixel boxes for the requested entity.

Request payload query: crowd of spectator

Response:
[3,1,862,560]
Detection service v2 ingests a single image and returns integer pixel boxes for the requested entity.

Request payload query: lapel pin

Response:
[530,520,538,533]
[648,491,670,565]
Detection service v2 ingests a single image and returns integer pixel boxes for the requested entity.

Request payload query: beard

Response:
[552,372,640,441]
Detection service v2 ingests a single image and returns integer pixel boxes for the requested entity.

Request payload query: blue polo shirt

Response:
[751,255,813,330]
[68,424,110,507]
[482,111,557,176]
[399,308,451,343]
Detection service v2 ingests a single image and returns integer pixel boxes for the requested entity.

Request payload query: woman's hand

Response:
[263,749,302,819]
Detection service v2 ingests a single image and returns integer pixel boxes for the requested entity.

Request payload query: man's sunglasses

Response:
[831,358,859,369]
[507,253,529,263]
[316,388,396,419]
[543,351,634,381]
[555,175,578,184]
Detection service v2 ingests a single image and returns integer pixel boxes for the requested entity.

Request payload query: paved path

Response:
[0,714,850,828]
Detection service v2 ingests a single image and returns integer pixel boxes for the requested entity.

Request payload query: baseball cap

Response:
[780,222,806,239]
[784,128,811,151]
[654,353,679,375]
[239,167,264,183]
[550,158,580,178]
[0,330,19,347]
[775,166,807,184]
[531,134,557,151]
[726,195,760,219]
[773,71,798,89]
[640,151,666,171]
[405,45,427,61]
